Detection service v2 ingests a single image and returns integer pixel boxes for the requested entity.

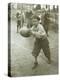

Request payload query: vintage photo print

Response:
[8,3,59,77]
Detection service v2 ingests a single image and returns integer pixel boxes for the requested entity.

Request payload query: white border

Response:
[0,0,60,80]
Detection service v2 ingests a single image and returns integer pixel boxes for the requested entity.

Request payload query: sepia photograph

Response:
[8,3,59,77]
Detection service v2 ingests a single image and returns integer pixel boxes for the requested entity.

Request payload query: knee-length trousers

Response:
[32,38,51,60]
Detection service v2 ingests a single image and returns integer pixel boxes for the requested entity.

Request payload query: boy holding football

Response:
[30,16,51,69]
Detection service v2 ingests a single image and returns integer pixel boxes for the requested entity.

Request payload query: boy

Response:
[30,16,51,69]
[16,12,21,33]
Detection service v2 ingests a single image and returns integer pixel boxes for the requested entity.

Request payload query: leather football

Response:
[20,27,31,37]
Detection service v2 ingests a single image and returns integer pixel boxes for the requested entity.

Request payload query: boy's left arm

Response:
[30,24,47,39]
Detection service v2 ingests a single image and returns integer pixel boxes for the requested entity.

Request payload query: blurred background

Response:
[9,3,59,32]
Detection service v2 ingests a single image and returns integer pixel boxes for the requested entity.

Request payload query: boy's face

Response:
[32,19,38,26]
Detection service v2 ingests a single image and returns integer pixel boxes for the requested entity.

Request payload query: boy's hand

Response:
[28,29,36,37]
[30,30,36,37]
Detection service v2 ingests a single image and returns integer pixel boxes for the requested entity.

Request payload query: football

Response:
[19,27,31,37]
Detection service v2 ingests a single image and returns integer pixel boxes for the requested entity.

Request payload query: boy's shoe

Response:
[32,62,38,69]
[47,59,51,64]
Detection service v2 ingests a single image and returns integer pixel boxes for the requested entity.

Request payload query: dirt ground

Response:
[10,20,58,77]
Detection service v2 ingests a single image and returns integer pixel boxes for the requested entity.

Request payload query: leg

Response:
[42,38,51,64]
[32,56,38,69]
[17,20,21,33]
[34,56,38,64]
[17,21,19,33]
[46,30,48,36]
[44,25,48,36]
[32,39,41,69]
[43,47,51,64]
[17,25,19,33]
[19,21,21,29]
[46,29,48,36]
